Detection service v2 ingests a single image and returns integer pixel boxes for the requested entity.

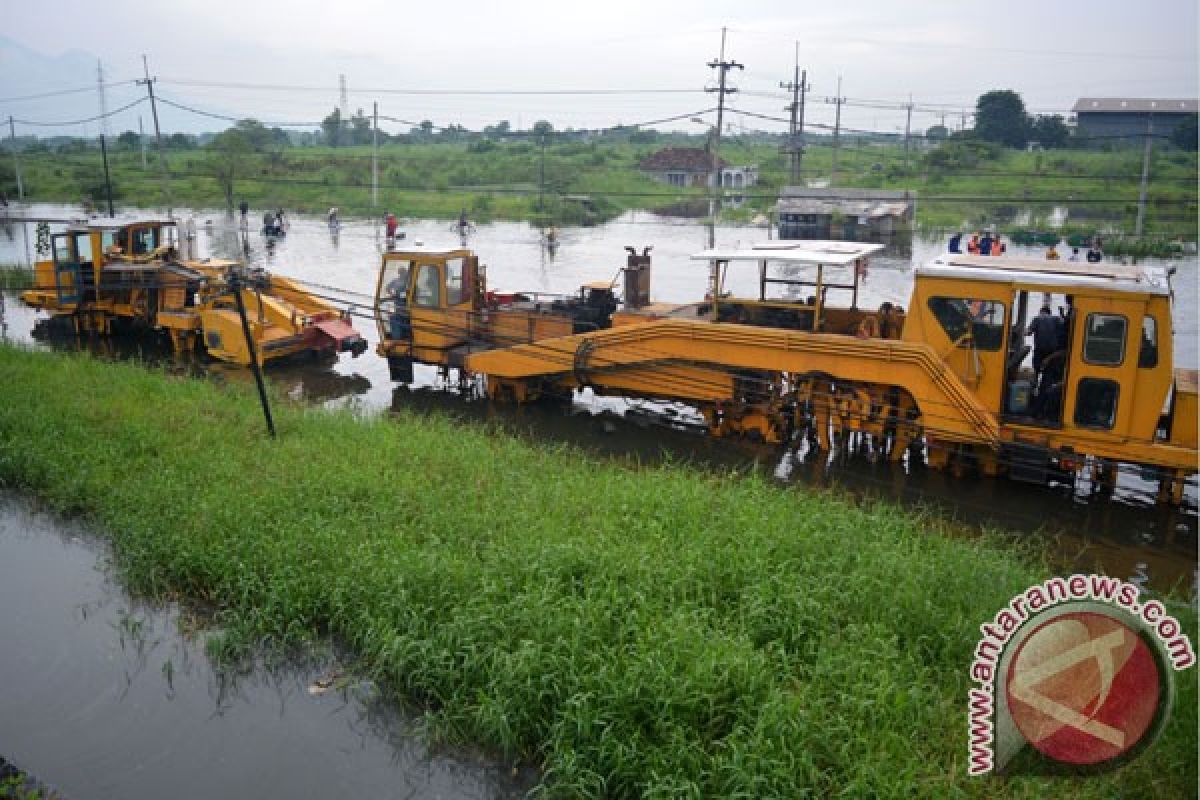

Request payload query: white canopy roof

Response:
[919,256,1171,296]
[691,240,884,266]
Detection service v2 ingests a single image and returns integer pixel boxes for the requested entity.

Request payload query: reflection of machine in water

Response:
[20,218,366,366]
[208,360,373,405]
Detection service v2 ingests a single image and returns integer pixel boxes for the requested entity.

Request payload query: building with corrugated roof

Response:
[1072,98,1197,146]
[775,187,915,241]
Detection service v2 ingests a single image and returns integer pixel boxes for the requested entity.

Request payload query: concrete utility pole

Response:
[137,55,172,217]
[903,94,913,171]
[829,76,845,186]
[138,116,147,169]
[780,44,807,186]
[704,27,743,249]
[97,60,110,140]
[372,101,379,209]
[8,116,24,201]
[1135,117,1154,235]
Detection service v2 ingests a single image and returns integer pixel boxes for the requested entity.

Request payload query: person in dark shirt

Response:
[1026,306,1060,375]
[948,232,963,253]
[979,231,994,256]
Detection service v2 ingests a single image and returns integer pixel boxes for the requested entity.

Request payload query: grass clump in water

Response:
[0,344,1194,798]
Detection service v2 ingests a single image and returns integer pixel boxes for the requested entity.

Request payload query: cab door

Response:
[409,254,475,363]
[51,233,82,305]
[1064,295,1141,439]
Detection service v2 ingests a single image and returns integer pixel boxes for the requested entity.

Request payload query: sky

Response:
[0,0,1196,138]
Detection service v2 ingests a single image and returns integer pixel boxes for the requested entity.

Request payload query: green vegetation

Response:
[0,265,34,290]
[8,129,1197,238]
[0,344,1195,797]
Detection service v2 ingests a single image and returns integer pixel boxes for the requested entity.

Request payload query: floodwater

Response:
[0,491,533,800]
[1,204,1196,600]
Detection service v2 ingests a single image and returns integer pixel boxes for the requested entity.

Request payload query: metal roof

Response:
[692,241,884,266]
[919,256,1170,296]
[1072,97,1197,113]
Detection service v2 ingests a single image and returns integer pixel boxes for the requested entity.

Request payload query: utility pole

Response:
[372,101,379,209]
[779,44,807,186]
[829,76,845,186]
[137,55,172,217]
[7,116,29,267]
[7,116,23,201]
[339,74,349,120]
[704,27,743,249]
[97,60,110,141]
[1135,117,1154,235]
[903,94,914,171]
[99,133,115,217]
[138,116,148,169]
[538,133,546,219]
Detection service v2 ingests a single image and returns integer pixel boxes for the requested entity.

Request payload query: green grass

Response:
[0,265,34,290]
[0,344,1194,798]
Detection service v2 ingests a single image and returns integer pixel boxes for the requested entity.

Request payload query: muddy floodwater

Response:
[0,492,533,800]
[1,204,1197,601]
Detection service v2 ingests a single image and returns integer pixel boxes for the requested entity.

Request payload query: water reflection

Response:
[0,493,533,800]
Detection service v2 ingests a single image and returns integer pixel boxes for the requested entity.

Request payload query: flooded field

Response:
[0,491,533,800]
[1,204,1196,600]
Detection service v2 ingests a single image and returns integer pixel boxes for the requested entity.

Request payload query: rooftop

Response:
[920,255,1171,296]
[638,147,727,172]
[691,240,884,267]
[1072,97,1198,114]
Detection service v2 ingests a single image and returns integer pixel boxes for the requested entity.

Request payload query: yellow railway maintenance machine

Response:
[374,241,1196,503]
[21,218,365,366]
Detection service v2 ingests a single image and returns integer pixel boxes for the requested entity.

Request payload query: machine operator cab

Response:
[689,241,892,336]
[374,246,482,381]
[907,254,1182,449]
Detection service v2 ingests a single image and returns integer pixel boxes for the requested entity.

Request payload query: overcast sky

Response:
[1,0,1196,137]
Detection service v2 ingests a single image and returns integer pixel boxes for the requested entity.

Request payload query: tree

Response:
[974,90,1029,148]
[1029,115,1069,149]
[349,109,372,146]
[925,124,949,141]
[1171,114,1198,151]
[167,132,196,149]
[531,120,554,137]
[321,108,344,147]
[116,130,141,150]
[205,119,272,211]
[483,120,511,137]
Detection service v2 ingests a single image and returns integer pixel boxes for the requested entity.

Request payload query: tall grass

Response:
[0,344,1194,798]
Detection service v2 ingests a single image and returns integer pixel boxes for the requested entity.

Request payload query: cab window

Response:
[1074,378,1119,429]
[73,233,94,264]
[1082,313,1126,366]
[414,264,440,307]
[130,227,158,255]
[927,297,1005,351]
[445,258,465,305]
[383,260,412,306]
[52,234,74,264]
[1138,316,1158,369]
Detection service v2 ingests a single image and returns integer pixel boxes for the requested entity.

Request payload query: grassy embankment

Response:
[9,135,1196,239]
[0,344,1195,798]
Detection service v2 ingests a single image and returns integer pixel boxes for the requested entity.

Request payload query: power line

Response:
[159,78,705,96]
[11,96,147,128]
[0,81,139,104]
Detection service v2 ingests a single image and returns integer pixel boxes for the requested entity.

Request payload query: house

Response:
[638,147,758,189]
[1072,98,1197,146]
[776,187,915,241]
